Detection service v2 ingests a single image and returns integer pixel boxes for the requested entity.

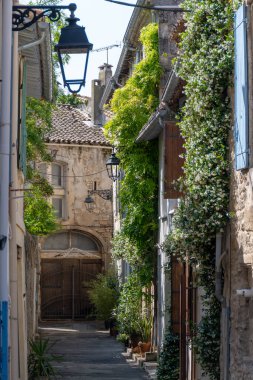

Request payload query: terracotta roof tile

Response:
[45,105,110,146]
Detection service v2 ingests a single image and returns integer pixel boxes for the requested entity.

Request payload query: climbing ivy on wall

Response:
[161,1,238,379]
[104,23,161,331]
[24,97,58,236]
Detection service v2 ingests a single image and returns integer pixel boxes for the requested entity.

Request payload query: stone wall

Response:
[225,146,253,379]
[224,3,253,376]
[41,143,113,269]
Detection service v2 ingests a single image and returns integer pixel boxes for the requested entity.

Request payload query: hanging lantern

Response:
[106,152,120,181]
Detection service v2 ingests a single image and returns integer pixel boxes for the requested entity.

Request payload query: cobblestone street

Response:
[39,321,149,380]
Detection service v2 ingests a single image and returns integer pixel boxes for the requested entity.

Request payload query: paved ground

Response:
[39,320,149,380]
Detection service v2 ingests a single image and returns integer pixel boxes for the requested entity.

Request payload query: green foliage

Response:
[87,272,119,321]
[139,313,153,342]
[26,97,53,166]
[192,296,221,379]
[157,330,179,380]
[28,338,62,379]
[105,22,161,341]
[116,333,129,345]
[24,186,58,236]
[57,93,84,107]
[116,272,152,341]
[162,1,237,378]
[25,97,58,236]
[105,22,160,283]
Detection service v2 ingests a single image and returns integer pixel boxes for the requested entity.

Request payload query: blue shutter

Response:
[20,62,27,177]
[235,4,249,170]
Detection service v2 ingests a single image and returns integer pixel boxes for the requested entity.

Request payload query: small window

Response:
[52,198,63,219]
[71,231,98,250]
[52,163,62,187]
[42,231,99,251]
[43,232,69,250]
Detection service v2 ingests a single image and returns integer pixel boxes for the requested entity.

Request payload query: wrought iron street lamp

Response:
[84,193,95,212]
[106,152,120,181]
[54,4,93,93]
[12,3,93,94]
[84,189,112,211]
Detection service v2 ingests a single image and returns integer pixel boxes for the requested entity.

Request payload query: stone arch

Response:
[54,225,108,254]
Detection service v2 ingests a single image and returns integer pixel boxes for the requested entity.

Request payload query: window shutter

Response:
[19,62,27,176]
[235,4,249,170]
[164,122,184,199]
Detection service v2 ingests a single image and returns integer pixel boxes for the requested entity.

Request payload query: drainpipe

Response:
[9,28,20,380]
[18,31,45,52]
[215,232,225,302]
[18,21,49,52]
[0,0,12,379]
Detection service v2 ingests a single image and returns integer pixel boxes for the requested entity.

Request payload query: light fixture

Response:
[12,3,93,94]
[106,152,120,181]
[84,189,112,211]
[55,4,93,94]
[84,194,95,212]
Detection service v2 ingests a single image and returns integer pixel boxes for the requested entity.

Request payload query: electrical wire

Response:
[104,0,188,12]
[37,168,107,178]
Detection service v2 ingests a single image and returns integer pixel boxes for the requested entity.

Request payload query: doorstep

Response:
[122,348,158,379]
[143,361,158,380]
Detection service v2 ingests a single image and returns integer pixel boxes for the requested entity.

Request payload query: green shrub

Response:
[157,330,179,380]
[116,272,152,341]
[28,338,62,379]
[87,272,119,321]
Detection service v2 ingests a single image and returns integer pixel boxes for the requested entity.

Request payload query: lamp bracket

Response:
[89,189,112,201]
[12,3,76,31]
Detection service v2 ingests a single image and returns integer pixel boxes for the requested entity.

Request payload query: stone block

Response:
[145,352,157,362]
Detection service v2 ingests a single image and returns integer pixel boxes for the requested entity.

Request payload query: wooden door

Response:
[41,259,102,319]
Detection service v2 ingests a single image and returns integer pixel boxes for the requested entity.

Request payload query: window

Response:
[51,163,62,187]
[37,162,67,218]
[37,162,64,186]
[43,231,99,251]
[52,198,63,219]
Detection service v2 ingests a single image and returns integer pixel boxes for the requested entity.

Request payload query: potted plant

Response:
[116,333,130,347]
[28,338,62,379]
[87,271,119,328]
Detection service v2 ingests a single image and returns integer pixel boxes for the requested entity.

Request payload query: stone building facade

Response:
[221,1,253,379]
[38,105,113,320]
[0,14,53,378]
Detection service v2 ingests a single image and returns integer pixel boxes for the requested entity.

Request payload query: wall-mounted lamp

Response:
[84,189,112,211]
[12,3,93,94]
[106,152,120,181]
[84,193,95,212]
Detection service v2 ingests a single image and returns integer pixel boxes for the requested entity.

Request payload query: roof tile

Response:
[45,105,110,146]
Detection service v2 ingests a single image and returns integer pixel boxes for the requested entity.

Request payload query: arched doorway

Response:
[40,230,102,320]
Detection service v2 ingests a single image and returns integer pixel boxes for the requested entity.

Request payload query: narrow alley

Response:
[39,321,149,380]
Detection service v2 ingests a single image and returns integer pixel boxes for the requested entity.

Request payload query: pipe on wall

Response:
[215,232,226,302]
[0,1,12,378]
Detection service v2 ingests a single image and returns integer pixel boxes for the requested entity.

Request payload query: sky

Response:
[23,0,137,96]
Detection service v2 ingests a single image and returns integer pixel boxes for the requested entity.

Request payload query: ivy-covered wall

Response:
[159,1,237,379]
[104,23,161,337]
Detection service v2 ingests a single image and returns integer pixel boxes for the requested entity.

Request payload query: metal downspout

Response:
[0,1,12,379]
[215,232,224,302]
